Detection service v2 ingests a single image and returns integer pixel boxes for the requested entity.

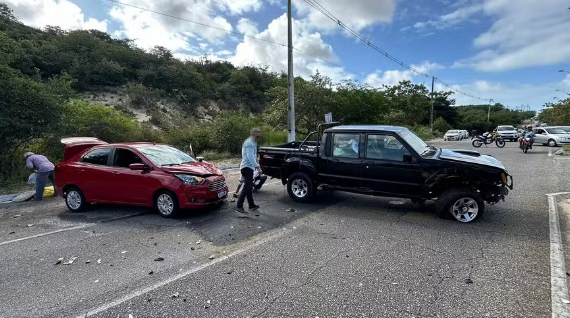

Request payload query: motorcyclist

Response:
[520,125,534,149]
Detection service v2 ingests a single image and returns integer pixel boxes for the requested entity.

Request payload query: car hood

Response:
[160,162,223,176]
[438,149,506,170]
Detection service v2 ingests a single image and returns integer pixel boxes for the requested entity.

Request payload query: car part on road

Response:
[287,172,315,203]
[435,188,484,223]
[154,191,179,218]
[65,187,88,212]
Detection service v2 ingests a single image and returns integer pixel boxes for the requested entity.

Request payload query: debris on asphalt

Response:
[96,259,101,264]
[129,314,134,318]
[292,226,297,230]
[227,271,233,275]
[196,240,202,245]
[209,254,216,260]
[148,271,154,275]
[191,247,195,251]
[183,298,187,302]
[286,208,296,212]
[154,257,165,262]
[255,214,260,217]
[204,300,211,309]
[465,278,473,284]
[8,231,15,235]
[27,224,33,227]
[257,226,262,229]
[121,251,127,254]
[85,260,91,264]
[146,298,152,302]
[55,258,64,265]
[12,214,21,219]
[391,282,398,285]
[153,242,157,246]
[94,280,99,283]
[562,299,570,304]
[172,292,180,298]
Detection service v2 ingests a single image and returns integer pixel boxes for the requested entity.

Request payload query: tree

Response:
[0,3,17,22]
[432,117,450,133]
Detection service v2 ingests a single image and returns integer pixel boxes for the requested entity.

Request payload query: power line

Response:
[303,0,492,102]
[105,0,366,79]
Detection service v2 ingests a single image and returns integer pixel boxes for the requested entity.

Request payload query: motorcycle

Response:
[519,137,532,153]
[472,131,505,148]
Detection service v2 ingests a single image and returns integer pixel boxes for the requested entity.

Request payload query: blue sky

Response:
[7,0,570,109]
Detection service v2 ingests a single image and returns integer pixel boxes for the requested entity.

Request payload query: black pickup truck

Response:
[259,125,513,223]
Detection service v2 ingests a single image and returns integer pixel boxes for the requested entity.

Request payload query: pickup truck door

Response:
[318,132,362,188]
[361,133,424,196]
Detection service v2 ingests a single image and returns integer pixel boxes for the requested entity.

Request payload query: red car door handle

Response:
[78,169,85,173]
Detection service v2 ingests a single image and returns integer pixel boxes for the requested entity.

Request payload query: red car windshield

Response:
[138,145,196,166]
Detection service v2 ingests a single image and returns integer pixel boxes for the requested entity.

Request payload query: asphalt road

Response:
[1,139,569,318]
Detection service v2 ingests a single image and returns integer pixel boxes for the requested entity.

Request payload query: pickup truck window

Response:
[366,134,410,161]
[333,133,359,158]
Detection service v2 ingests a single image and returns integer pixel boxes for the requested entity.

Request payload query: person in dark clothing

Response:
[235,128,261,215]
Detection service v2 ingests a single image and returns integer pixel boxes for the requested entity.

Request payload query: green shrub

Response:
[432,117,450,134]
[409,125,435,141]
[563,145,570,152]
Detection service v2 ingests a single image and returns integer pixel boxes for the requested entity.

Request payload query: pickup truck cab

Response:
[259,125,513,223]
[494,125,519,141]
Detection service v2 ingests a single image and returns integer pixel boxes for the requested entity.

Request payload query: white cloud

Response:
[108,0,263,51]
[456,0,570,71]
[444,79,569,108]
[236,18,258,35]
[411,2,482,31]
[230,14,339,79]
[365,62,443,87]
[215,0,262,15]
[5,0,108,31]
[294,0,396,32]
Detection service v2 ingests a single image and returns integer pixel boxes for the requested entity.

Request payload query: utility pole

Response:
[287,0,296,142]
[429,76,435,132]
[487,98,493,122]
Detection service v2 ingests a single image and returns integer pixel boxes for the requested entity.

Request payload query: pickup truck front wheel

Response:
[287,172,315,203]
[435,188,484,223]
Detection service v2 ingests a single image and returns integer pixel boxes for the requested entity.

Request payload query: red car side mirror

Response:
[129,163,147,171]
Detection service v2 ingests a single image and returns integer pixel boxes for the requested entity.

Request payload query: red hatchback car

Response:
[55,138,228,217]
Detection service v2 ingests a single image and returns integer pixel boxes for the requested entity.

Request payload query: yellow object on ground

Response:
[43,186,55,197]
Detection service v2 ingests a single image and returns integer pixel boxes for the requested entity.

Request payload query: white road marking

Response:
[546,192,570,318]
[75,228,291,317]
[0,212,147,247]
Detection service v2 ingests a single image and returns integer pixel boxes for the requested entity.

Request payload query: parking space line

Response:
[0,212,147,247]
[75,228,291,317]
[546,192,570,317]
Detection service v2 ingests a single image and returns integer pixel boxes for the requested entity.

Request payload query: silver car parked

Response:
[533,127,570,147]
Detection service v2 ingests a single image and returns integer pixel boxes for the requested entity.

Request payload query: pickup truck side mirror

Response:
[403,153,413,163]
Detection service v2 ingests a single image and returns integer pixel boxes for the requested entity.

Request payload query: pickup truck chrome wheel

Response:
[435,188,484,223]
[291,179,308,198]
[155,191,179,217]
[451,197,479,223]
[287,172,315,203]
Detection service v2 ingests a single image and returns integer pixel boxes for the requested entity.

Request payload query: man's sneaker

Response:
[234,207,249,216]
[249,205,260,211]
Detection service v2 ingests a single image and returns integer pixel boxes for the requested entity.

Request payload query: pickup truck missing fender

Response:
[259,125,513,223]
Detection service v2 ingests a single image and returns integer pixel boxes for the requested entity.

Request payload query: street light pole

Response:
[487,98,493,122]
[287,0,296,142]
[429,76,435,133]
[556,89,570,96]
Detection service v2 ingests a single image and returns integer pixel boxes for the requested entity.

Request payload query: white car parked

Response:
[444,130,461,141]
